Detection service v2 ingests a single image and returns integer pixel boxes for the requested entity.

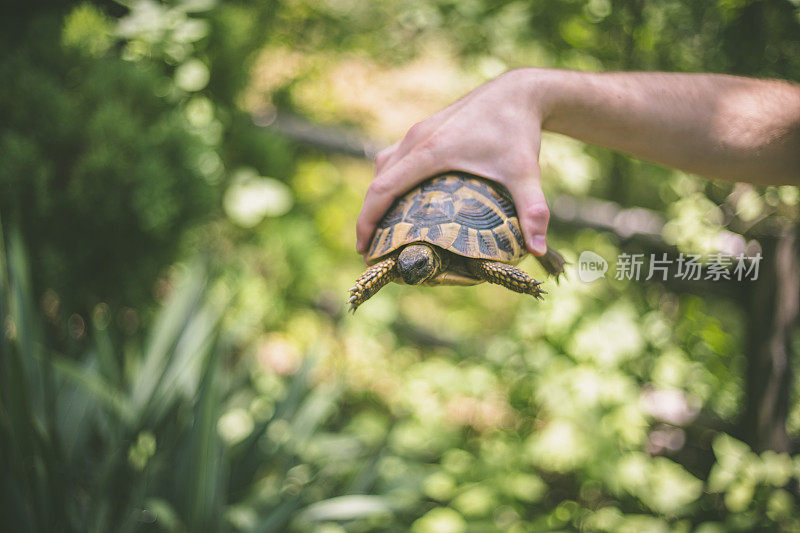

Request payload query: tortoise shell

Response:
[366,172,527,264]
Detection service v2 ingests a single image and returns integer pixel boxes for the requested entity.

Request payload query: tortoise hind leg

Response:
[535,248,567,280]
[469,260,546,299]
[348,256,398,313]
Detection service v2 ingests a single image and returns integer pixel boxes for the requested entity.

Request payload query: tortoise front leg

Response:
[348,256,398,313]
[469,260,545,299]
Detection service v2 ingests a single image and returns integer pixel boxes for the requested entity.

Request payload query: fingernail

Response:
[531,235,547,255]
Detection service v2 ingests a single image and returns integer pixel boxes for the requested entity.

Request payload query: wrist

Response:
[506,67,582,130]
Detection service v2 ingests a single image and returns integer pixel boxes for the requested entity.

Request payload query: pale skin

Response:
[356,68,800,258]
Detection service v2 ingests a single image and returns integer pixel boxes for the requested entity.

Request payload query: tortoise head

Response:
[397,244,442,285]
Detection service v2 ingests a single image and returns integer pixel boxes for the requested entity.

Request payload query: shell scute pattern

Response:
[453,198,505,229]
[378,202,404,229]
[366,173,527,263]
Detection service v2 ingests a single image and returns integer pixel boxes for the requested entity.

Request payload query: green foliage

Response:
[0,226,393,532]
[0,11,216,310]
[62,3,113,55]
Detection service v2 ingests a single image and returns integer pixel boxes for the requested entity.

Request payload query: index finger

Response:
[374,142,399,175]
[356,148,444,254]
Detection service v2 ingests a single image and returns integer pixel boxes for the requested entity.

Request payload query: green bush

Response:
[0,12,215,311]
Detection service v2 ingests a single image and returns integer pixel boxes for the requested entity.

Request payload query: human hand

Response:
[355,68,552,257]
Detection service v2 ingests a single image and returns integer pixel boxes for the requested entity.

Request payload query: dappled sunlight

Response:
[615,453,703,516]
[256,333,302,376]
[640,386,701,427]
[526,419,592,473]
[245,45,481,140]
[568,302,645,366]
[223,168,294,227]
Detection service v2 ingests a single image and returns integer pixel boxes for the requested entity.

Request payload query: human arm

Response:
[355,68,800,256]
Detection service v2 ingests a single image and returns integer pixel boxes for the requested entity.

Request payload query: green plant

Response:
[0,14,216,311]
[0,225,394,532]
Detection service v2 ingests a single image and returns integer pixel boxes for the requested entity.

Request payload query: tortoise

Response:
[348,172,566,312]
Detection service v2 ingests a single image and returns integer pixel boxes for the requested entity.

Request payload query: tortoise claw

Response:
[347,293,361,313]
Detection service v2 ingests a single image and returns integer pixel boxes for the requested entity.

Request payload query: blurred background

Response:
[2,0,800,531]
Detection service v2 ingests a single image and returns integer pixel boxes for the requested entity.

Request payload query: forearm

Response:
[356,68,800,255]
[519,69,800,185]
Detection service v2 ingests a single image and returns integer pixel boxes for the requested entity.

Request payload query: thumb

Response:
[506,172,550,257]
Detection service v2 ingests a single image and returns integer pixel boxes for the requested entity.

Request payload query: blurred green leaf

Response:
[296,495,392,522]
[51,356,134,425]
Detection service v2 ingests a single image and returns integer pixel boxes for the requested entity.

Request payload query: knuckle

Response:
[375,148,391,166]
[368,177,392,197]
[526,202,550,222]
[416,135,435,152]
[406,121,425,139]
[414,135,440,161]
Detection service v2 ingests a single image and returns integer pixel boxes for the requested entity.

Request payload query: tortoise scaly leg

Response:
[348,256,398,313]
[469,260,546,299]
